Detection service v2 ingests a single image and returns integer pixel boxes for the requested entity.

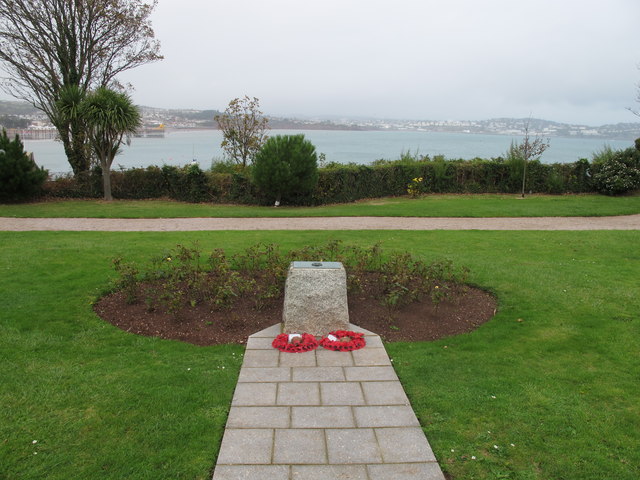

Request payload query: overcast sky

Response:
[5,0,640,125]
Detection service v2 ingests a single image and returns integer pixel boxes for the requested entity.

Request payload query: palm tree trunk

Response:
[102,161,113,201]
[59,122,90,176]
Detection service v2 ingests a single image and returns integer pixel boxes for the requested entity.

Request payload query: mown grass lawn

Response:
[1,230,638,479]
[1,193,639,218]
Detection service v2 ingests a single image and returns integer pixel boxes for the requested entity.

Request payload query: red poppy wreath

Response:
[320,330,366,351]
[272,333,319,353]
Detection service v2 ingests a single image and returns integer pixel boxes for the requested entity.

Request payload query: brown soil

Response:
[94,273,497,345]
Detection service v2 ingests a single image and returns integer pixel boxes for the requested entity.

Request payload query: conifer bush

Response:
[0,130,48,202]
[253,134,318,205]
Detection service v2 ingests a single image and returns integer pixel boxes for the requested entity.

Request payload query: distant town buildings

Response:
[1,100,638,141]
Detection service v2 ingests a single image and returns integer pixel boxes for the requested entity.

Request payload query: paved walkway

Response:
[212,323,445,480]
[1,214,639,231]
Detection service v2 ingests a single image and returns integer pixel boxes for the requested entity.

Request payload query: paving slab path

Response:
[1,214,639,231]
[212,323,445,480]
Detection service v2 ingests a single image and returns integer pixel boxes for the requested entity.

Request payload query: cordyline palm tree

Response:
[55,85,92,169]
[81,87,141,201]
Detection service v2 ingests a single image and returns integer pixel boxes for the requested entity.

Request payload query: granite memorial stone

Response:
[282,261,350,336]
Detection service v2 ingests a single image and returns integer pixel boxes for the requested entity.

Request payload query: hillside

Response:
[2,100,639,140]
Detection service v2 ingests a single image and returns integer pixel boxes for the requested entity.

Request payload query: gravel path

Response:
[1,215,639,231]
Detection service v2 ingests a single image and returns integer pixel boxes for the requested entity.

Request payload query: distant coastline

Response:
[165,123,640,142]
[2,99,639,141]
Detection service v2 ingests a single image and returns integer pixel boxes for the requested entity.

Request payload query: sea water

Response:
[23,129,632,174]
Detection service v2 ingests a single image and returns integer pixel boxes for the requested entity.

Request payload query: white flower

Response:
[471,456,476,460]
[451,449,455,452]
[32,440,37,444]
[187,368,191,371]
[491,395,496,399]
[510,443,515,447]
[494,445,499,449]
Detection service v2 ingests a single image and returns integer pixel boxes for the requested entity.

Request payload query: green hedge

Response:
[41,155,620,204]
[308,157,594,204]
[44,164,260,204]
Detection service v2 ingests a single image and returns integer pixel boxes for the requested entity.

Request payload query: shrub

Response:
[0,129,48,202]
[225,171,260,204]
[431,155,454,191]
[505,142,525,192]
[545,169,566,194]
[43,168,104,199]
[567,158,592,193]
[112,165,166,199]
[111,240,469,315]
[592,145,617,165]
[592,148,640,195]
[253,134,318,205]
[407,176,425,197]
[210,157,243,174]
[162,164,211,202]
